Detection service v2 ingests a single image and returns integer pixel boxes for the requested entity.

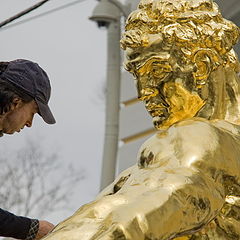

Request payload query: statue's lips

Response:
[148,109,166,117]
[145,94,169,118]
[143,84,170,120]
[146,105,169,120]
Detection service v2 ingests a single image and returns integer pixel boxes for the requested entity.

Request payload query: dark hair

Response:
[0,62,33,115]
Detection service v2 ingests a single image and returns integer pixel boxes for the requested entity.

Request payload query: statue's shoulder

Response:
[139,118,215,160]
[158,118,240,140]
[149,117,219,144]
[138,118,240,169]
[139,118,240,160]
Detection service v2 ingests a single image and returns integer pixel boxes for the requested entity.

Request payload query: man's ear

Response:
[10,97,23,110]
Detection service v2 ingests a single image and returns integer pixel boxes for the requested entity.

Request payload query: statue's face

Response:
[121,0,240,127]
[126,48,205,129]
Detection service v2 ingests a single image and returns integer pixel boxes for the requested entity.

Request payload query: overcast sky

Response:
[0,0,111,223]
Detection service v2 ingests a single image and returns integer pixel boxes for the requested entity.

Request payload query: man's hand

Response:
[34,220,54,240]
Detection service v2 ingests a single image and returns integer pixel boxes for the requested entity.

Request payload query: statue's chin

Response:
[153,114,185,129]
[153,116,168,130]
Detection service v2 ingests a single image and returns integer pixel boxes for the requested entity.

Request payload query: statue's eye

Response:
[129,52,140,60]
[151,62,172,80]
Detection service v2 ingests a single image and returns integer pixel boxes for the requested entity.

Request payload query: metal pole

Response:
[108,0,130,17]
[100,15,121,190]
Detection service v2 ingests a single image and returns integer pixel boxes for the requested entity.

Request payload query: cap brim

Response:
[36,100,56,124]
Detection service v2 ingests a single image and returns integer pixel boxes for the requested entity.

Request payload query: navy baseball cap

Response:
[0,59,56,124]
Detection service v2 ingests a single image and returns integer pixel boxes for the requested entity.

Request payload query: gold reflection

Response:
[121,0,240,128]
[42,0,240,240]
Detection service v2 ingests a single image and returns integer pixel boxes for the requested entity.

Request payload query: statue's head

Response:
[121,0,240,129]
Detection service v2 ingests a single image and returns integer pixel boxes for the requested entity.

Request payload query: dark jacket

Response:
[0,208,33,239]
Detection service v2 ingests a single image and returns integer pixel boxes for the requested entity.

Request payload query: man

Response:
[0,59,55,239]
[41,0,240,239]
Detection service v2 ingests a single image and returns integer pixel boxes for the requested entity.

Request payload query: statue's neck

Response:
[197,66,240,124]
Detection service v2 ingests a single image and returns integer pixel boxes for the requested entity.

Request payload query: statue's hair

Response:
[121,0,240,69]
[121,0,240,122]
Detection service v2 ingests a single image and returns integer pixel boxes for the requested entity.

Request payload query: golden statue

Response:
[43,0,240,239]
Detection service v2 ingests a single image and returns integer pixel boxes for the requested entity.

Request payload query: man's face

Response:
[1,99,38,135]
[126,48,205,129]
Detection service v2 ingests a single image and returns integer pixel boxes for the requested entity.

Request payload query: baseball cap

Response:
[0,59,56,124]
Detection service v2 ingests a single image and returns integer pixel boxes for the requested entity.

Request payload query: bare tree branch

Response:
[0,139,85,220]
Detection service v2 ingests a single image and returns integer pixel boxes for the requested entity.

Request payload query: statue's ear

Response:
[192,49,221,88]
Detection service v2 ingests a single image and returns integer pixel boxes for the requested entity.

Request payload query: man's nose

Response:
[25,119,33,128]
[138,87,159,101]
[25,122,32,128]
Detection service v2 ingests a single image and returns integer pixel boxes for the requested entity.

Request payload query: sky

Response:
[0,0,110,223]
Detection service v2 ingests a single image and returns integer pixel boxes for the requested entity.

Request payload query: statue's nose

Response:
[138,87,159,101]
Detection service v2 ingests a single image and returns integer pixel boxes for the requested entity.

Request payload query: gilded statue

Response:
[43,0,240,239]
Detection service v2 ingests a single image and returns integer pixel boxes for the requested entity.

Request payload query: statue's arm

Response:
[96,165,136,199]
[43,165,225,240]
[42,122,227,240]
[96,167,225,240]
